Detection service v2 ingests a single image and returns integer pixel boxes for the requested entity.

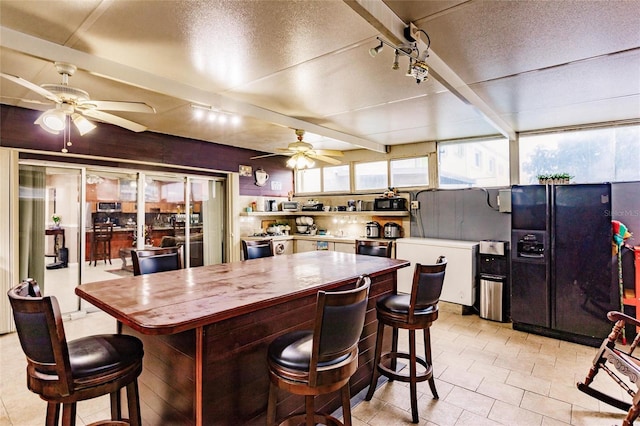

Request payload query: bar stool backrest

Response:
[355,240,393,258]
[411,257,447,313]
[8,279,74,396]
[242,239,274,260]
[309,275,370,386]
[93,222,113,239]
[132,249,182,276]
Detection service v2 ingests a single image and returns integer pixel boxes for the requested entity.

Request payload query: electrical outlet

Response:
[410,200,420,210]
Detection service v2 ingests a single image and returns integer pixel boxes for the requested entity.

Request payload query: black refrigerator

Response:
[510,183,617,347]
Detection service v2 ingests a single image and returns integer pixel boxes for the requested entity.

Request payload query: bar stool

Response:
[241,239,274,260]
[131,247,182,276]
[365,257,447,423]
[355,239,392,258]
[7,279,144,426]
[266,275,371,426]
[91,222,113,266]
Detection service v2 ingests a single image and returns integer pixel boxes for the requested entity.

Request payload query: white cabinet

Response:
[334,242,355,253]
[295,240,334,252]
[395,238,478,306]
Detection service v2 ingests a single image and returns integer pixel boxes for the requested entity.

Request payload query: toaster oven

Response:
[281,201,300,212]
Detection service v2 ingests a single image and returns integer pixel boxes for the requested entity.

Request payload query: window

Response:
[519,125,640,184]
[439,138,509,188]
[295,168,321,193]
[390,157,428,187]
[355,161,388,191]
[323,165,350,192]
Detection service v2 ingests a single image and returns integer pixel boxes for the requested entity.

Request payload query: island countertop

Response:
[75,251,409,335]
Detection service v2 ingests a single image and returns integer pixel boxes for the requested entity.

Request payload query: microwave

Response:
[374,197,407,211]
[97,202,122,212]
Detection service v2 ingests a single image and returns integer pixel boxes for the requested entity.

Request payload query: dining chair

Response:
[131,247,182,276]
[355,239,393,258]
[365,256,447,423]
[241,239,274,260]
[91,222,113,266]
[7,278,144,426]
[266,275,371,426]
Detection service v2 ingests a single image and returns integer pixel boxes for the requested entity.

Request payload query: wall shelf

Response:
[239,211,409,217]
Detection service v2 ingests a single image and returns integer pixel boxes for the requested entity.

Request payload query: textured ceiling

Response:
[0,0,638,159]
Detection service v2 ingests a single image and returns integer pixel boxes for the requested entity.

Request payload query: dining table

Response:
[75,250,409,425]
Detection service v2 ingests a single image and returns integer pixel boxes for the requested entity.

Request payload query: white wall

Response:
[0,148,19,333]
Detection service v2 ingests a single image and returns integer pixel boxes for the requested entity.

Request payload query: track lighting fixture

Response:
[191,104,240,126]
[369,24,431,84]
[369,42,383,57]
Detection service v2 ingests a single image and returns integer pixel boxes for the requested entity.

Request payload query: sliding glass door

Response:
[19,165,82,314]
[18,161,228,314]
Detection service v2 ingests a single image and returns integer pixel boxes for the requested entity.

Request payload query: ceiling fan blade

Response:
[309,154,341,165]
[277,148,296,155]
[0,95,53,106]
[78,100,156,113]
[81,109,147,132]
[314,149,344,157]
[0,72,61,103]
[250,153,280,160]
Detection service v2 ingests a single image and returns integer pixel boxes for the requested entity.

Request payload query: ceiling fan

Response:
[252,129,343,169]
[0,62,155,135]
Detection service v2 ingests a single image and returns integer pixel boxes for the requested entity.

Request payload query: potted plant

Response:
[537,173,572,185]
[52,213,61,228]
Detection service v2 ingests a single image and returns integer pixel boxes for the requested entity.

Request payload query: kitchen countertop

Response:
[242,234,397,244]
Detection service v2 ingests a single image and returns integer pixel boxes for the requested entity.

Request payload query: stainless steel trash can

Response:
[479,274,505,321]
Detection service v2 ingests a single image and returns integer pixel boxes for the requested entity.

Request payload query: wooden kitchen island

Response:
[75,251,409,425]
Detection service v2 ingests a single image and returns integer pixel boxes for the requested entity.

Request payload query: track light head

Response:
[369,42,383,57]
[392,50,400,70]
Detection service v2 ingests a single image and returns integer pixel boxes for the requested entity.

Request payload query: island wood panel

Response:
[122,272,394,426]
[123,327,196,424]
[76,252,408,425]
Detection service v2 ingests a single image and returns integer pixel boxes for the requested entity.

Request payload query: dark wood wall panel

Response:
[1,105,293,197]
[124,327,196,425]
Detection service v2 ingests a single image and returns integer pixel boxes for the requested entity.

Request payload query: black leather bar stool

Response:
[131,247,182,276]
[365,257,447,423]
[241,239,274,260]
[7,279,144,426]
[355,239,393,258]
[266,275,371,426]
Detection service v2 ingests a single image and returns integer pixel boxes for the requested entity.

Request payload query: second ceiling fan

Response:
[252,129,343,168]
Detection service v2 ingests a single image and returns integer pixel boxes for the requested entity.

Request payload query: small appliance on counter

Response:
[301,203,324,212]
[265,199,278,212]
[383,222,402,239]
[374,197,407,211]
[281,201,300,212]
[365,221,381,238]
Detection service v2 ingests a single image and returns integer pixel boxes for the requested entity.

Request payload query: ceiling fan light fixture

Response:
[286,152,315,170]
[36,108,66,133]
[71,113,96,135]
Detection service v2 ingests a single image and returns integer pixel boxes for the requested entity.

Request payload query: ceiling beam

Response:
[344,0,517,140]
[0,26,388,153]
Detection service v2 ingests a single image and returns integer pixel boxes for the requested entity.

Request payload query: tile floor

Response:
[0,291,632,425]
